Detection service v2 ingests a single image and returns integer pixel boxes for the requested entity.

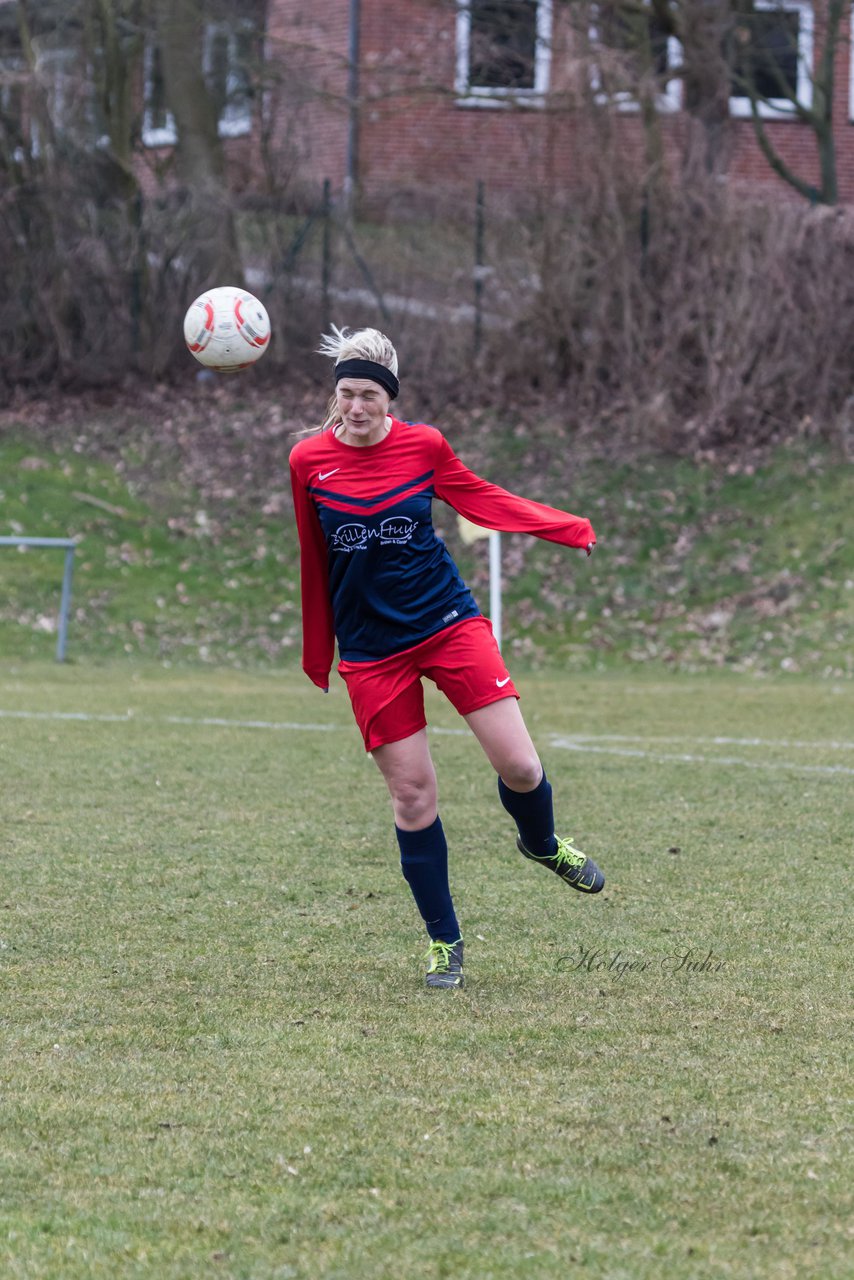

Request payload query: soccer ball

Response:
[183,285,271,373]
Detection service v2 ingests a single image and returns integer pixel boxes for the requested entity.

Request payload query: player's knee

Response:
[389,775,437,827]
[499,754,543,793]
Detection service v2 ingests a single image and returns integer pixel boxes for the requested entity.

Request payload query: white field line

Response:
[0,708,338,732]
[1,708,853,776]
[565,733,854,751]
[548,737,854,777]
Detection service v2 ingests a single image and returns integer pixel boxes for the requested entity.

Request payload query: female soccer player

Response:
[289,326,604,989]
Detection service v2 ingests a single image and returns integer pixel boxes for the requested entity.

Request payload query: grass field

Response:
[1,662,851,1279]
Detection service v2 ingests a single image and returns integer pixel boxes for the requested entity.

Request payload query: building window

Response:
[3,40,113,158]
[142,43,176,147]
[456,0,553,105]
[142,21,254,147]
[204,22,253,138]
[589,1,682,113]
[728,0,813,119]
[1,55,29,161]
[28,44,111,156]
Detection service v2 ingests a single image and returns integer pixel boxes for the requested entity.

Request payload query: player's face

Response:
[335,378,391,446]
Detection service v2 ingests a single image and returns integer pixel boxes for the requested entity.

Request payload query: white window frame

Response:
[141,42,176,147]
[17,44,110,156]
[142,22,253,148]
[1,53,29,161]
[28,44,74,155]
[33,44,75,115]
[728,0,813,120]
[588,5,683,115]
[455,0,553,108]
[203,21,253,139]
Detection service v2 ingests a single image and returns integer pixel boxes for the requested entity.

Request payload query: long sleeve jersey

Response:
[288,418,596,689]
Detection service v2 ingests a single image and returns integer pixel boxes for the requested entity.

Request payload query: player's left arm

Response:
[432,435,595,553]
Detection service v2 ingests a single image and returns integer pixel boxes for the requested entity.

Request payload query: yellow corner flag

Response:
[457,515,494,546]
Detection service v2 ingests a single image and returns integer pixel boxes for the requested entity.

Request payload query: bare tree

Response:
[652,0,733,176]
[727,0,845,204]
[0,0,263,385]
[2,0,146,382]
[84,0,144,202]
[593,1,844,203]
[151,0,242,284]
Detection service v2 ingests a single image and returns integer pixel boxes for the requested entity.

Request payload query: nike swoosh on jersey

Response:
[318,468,340,481]
[496,676,511,687]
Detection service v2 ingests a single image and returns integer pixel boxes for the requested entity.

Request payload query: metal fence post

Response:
[322,178,332,332]
[58,545,76,662]
[489,531,502,651]
[474,179,485,356]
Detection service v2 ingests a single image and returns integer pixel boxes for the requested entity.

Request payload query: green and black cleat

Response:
[517,835,605,894]
[424,938,464,989]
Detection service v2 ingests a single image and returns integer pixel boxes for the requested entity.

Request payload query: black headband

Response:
[335,358,399,401]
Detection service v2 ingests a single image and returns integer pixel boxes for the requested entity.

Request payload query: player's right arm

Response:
[289,446,335,690]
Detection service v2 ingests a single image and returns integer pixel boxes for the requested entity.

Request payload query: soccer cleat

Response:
[517,835,605,894]
[424,938,464,989]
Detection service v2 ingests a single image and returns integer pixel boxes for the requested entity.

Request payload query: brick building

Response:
[3,1,853,205]
[265,0,854,206]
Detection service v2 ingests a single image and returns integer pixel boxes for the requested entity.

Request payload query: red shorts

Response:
[337,616,519,751]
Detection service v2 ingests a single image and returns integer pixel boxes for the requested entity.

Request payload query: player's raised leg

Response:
[464,698,605,894]
[372,730,464,987]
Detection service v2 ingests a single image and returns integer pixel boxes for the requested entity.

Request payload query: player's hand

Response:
[586,542,595,557]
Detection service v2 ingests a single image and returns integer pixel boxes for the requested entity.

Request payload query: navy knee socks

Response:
[397,779,557,941]
[498,770,558,858]
[396,816,461,944]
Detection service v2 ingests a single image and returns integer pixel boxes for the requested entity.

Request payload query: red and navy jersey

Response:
[289,419,596,689]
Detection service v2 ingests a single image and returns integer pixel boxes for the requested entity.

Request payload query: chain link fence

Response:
[3,154,854,453]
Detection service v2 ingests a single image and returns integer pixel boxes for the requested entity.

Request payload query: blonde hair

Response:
[317,325,399,431]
